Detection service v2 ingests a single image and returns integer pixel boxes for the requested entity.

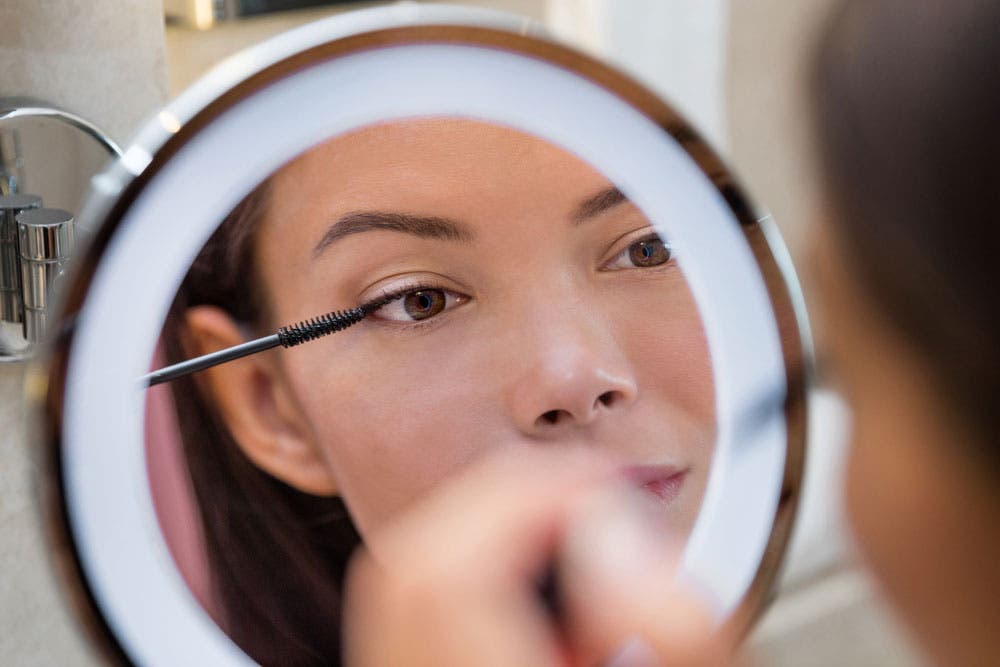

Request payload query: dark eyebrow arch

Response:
[573,186,628,223]
[313,211,474,258]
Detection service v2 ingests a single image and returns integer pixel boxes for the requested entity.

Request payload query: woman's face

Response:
[224,119,714,539]
[812,223,1000,665]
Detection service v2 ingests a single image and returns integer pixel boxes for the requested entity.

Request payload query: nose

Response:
[509,302,638,437]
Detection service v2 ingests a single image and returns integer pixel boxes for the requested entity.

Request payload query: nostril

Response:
[540,409,563,425]
[537,393,622,428]
[597,391,618,408]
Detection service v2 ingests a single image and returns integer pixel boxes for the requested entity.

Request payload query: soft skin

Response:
[812,223,1000,666]
[186,119,715,542]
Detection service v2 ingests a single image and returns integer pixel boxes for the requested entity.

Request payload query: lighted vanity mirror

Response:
[34,5,807,665]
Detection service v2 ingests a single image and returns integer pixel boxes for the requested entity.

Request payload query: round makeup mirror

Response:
[34,5,808,665]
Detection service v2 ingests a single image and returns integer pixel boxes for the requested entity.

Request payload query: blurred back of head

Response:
[812,0,1000,464]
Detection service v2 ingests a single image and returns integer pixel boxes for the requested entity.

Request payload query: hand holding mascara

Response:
[140,293,396,388]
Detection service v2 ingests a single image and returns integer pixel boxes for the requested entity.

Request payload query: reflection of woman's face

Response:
[245,119,714,538]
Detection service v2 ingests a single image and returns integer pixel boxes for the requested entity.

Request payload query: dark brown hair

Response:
[811,0,1000,460]
[161,180,360,665]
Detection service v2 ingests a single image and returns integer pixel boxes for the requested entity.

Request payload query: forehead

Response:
[269,118,610,209]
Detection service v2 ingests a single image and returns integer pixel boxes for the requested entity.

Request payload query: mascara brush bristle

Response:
[275,293,398,348]
[277,307,367,347]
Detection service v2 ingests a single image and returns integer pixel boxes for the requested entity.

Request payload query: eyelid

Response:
[359,272,470,303]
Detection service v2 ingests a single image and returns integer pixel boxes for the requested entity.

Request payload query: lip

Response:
[621,465,689,504]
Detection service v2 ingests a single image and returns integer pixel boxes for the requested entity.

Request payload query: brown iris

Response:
[628,236,671,267]
[403,289,446,320]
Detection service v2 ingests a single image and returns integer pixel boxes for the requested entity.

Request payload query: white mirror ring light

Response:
[37,6,808,665]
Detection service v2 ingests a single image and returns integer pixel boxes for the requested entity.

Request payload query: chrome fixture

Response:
[0,98,121,360]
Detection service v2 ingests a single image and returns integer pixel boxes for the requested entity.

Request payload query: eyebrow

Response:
[572,186,628,223]
[312,186,630,258]
[313,211,474,258]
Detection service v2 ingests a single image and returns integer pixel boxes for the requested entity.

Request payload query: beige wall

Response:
[0,0,168,145]
[0,1,168,663]
[164,0,546,96]
[726,0,829,261]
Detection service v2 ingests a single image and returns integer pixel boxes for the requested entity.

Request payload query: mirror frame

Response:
[30,6,808,664]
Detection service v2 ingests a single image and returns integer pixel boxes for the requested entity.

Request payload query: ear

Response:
[183,305,339,496]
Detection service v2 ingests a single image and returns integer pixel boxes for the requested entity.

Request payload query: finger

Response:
[559,484,731,666]
[343,446,619,666]
[345,549,566,667]
[368,445,619,584]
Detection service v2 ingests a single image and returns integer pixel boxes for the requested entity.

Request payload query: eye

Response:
[372,287,466,323]
[403,290,445,320]
[605,233,673,269]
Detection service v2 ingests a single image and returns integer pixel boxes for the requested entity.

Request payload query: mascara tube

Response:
[17,207,73,342]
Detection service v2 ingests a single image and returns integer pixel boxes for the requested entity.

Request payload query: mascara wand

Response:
[140,296,393,388]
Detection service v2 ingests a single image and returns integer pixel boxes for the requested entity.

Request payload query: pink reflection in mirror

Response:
[144,344,214,615]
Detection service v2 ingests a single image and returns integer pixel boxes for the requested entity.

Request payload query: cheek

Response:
[843,407,885,560]
[622,280,716,428]
[836,340,904,574]
[614,282,716,533]
[842,374,959,626]
[284,333,504,534]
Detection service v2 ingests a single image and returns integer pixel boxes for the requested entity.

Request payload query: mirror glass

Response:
[143,120,718,647]
[42,6,806,666]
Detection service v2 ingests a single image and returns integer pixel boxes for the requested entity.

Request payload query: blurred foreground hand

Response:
[343,447,732,666]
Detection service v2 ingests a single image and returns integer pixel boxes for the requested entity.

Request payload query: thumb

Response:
[558,484,731,666]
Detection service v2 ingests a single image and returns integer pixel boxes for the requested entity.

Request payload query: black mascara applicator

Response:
[140,293,396,388]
